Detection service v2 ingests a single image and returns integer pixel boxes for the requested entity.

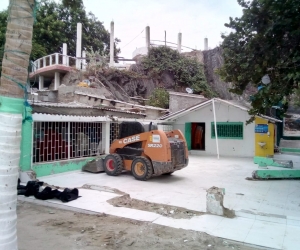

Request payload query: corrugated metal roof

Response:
[30,101,93,108]
[29,101,145,116]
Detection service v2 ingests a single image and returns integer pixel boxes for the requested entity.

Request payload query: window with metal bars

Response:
[110,122,120,145]
[33,121,103,163]
[158,124,174,132]
[211,122,243,139]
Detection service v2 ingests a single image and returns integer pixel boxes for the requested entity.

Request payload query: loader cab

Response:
[119,121,158,140]
[115,121,158,155]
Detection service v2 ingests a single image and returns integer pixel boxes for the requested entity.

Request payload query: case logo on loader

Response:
[122,135,140,144]
[148,143,163,148]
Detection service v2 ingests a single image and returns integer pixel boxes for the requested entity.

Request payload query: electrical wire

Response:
[121,29,144,49]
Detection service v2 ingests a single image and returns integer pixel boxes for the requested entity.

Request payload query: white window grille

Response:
[33,121,103,163]
[158,124,174,132]
[110,122,120,145]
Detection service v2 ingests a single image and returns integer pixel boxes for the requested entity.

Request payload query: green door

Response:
[185,122,191,150]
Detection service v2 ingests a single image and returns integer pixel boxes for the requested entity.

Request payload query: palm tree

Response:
[0,0,35,249]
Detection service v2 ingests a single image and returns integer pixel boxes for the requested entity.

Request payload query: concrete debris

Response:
[273,159,293,168]
[206,186,235,218]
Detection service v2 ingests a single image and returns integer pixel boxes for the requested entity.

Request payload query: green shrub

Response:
[147,88,169,109]
[142,46,216,98]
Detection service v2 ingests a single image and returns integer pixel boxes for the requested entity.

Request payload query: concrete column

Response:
[19,105,34,182]
[55,53,59,64]
[103,121,111,154]
[177,32,182,53]
[54,72,60,90]
[76,23,82,69]
[145,26,150,53]
[38,75,44,90]
[82,50,86,71]
[204,38,208,51]
[110,21,114,67]
[62,43,67,65]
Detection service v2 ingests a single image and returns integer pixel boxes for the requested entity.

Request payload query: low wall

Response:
[32,157,95,177]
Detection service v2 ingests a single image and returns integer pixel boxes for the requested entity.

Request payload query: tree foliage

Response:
[142,46,216,98]
[0,0,120,63]
[146,88,170,109]
[219,0,300,120]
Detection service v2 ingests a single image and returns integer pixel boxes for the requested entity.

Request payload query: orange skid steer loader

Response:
[104,121,189,181]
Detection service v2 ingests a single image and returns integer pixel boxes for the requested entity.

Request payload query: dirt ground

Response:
[108,194,204,219]
[17,201,262,250]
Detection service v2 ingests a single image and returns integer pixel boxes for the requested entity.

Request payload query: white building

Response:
[162,98,281,158]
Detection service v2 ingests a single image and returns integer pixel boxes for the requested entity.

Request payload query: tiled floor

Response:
[26,154,300,250]
[244,220,286,249]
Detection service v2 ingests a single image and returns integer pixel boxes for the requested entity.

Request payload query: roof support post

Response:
[212,98,220,159]
[103,121,110,154]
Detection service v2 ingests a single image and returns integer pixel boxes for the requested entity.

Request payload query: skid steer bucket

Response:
[82,157,105,173]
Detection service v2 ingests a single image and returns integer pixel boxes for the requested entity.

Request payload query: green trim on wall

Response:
[32,157,95,177]
[185,122,192,150]
[253,169,300,179]
[281,148,300,154]
[0,95,24,114]
[211,122,243,139]
[20,106,33,171]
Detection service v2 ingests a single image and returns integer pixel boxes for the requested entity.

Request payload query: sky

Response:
[2,0,243,59]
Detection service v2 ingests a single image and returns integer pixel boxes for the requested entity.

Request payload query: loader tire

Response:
[163,172,174,175]
[104,154,123,176]
[131,156,153,181]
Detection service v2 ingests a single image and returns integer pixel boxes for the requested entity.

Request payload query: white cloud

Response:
[83,0,243,58]
[2,0,243,58]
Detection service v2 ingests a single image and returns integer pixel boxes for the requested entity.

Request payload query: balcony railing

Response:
[31,53,77,73]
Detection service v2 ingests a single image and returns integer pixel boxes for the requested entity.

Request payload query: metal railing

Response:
[31,53,77,73]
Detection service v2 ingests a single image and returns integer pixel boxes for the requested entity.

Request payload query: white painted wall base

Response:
[19,171,37,183]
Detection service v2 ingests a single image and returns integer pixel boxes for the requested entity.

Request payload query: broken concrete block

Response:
[206,186,235,218]
[206,186,224,216]
[273,159,293,168]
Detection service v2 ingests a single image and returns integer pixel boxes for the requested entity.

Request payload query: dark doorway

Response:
[191,123,205,150]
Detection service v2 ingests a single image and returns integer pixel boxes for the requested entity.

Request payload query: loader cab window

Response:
[191,123,205,150]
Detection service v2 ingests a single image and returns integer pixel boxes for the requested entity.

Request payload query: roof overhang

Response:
[31,104,146,119]
[162,98,282,123]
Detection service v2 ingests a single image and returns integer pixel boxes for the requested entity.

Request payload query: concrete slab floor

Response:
[28,155,300,250]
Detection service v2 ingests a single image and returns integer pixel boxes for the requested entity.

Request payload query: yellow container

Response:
[255,117,275,157]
